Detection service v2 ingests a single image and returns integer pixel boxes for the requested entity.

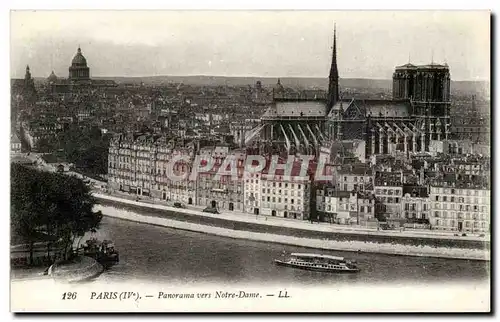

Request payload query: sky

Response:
[10,10,490,81]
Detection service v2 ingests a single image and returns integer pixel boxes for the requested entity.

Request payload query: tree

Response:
[10,163,103,265]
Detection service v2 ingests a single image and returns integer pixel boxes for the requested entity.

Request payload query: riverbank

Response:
[49,256,104,283]
[93,194,489,261]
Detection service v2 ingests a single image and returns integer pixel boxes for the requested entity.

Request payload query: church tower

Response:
[327,24,339,114]
[23,65,37,103]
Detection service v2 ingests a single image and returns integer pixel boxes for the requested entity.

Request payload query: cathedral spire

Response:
[329,23,338,79]
[327,23,339,113]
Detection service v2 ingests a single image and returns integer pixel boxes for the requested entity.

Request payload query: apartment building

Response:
[429,179,490,233]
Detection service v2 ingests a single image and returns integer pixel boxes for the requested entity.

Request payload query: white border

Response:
[3,0,497,320]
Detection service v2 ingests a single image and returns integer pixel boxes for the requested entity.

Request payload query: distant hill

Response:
[93,75,489,94]
[27,75,489,97]
[92,75,392,90]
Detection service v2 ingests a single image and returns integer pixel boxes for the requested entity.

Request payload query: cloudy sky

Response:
[10,10,490,80]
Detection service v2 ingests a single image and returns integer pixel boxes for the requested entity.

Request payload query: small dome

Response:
[47,70,58,82]
[71,47,87,66]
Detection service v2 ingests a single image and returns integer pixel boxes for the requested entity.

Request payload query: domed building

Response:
[47,70,58,84]
[68,47,90,82]
[47,46,116,95]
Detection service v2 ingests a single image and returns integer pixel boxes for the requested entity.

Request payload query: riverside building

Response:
[316,188,376,225]
[429,177,490,233]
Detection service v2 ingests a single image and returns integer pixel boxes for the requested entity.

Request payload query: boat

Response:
[274,252,359,273]
[81,238,119,268]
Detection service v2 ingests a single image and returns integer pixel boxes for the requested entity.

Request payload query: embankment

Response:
[49,256,104,283]
[94,195,490,261]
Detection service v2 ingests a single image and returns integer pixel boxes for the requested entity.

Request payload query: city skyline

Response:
[10,10,490,81]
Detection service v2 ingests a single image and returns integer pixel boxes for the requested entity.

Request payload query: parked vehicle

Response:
[173,202,185,208]
[203,207,220,214]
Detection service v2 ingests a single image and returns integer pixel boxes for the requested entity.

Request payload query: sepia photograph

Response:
[8,9,491,312]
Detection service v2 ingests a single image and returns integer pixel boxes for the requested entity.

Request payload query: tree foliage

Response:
[11,163,103,264]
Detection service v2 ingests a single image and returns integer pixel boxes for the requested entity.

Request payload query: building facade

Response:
[429,182,490,233]
[327,59,452,158]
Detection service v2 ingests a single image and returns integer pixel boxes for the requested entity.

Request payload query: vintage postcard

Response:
[9,10,491,312]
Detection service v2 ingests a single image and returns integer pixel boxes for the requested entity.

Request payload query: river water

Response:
[87,215,490,287]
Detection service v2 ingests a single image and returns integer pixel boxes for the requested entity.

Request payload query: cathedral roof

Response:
[71,47,88,66]
[329,99,411,118]
[263,100,327,119]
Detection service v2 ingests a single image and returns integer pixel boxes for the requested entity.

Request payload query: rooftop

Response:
[330,99,411,118]
[262,101,327,119]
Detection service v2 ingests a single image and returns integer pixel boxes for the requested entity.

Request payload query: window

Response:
[434,211,440,218]
[435,196,439,201]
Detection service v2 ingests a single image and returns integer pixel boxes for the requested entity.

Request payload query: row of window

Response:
[404,203,428,211]
[431,188,488,196]
[433,195,487,203]
[260,189,302,197]
[246,181,304,189]
[434,220,487,229]
[342,176,372,183]
[432,203,487,211]
[379,197,400,204]
[262,196,301,204]
[432,211,488,220]
[322,197,374,204]
[375,189,402,196]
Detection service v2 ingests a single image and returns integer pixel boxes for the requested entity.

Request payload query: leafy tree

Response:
[10,163,103,265]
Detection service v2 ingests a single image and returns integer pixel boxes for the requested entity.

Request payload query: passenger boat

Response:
[274,252,359,273]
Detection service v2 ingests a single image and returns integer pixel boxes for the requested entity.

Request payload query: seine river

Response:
[92,216,490,286]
